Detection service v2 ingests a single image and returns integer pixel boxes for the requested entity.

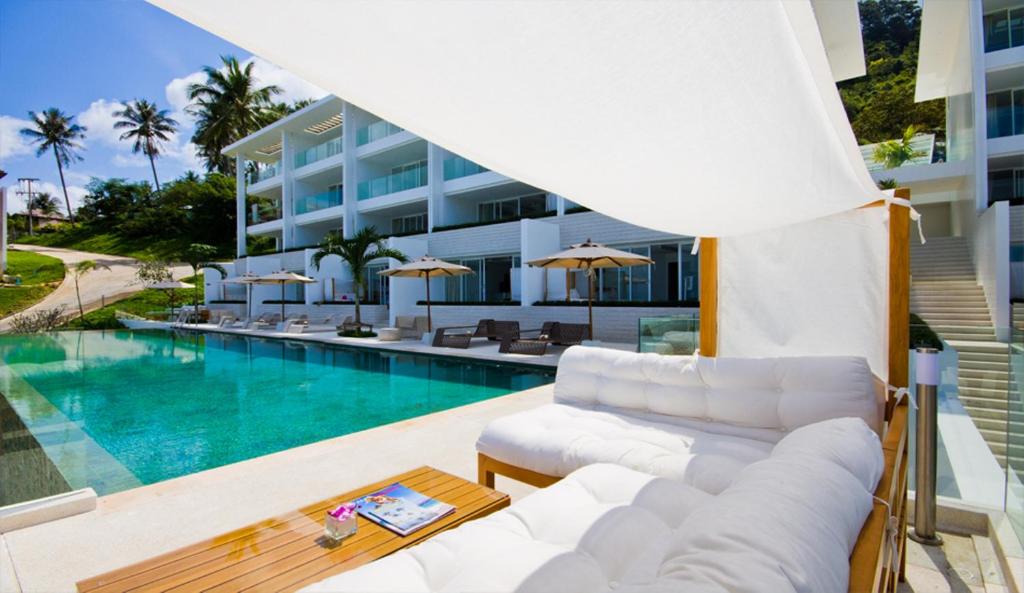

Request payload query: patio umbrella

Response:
[223,273,259,319]
[249,270,316,319]
[527,239,653,338]
[379,256,473,332]
[147,280,194,318]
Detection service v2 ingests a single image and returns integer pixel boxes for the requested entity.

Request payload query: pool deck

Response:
[175,322,638,368]
[0,384,554,593]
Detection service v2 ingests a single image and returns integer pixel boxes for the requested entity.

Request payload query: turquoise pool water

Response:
[0,330,553,498]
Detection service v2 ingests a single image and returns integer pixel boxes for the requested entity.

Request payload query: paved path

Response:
[0,245,191,332]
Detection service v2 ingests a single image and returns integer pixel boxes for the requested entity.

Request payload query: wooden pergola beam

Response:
[698,237,718,356]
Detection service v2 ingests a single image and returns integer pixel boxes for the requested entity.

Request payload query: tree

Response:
[20,108,86,222]
[136,260,173,285]
[187,56,282,175]
[24,191,60,236]
[114,99,179,191]
[182,243,226,321]
[872,125,928,169]
[311,227,407,327]
[71,260,108,320]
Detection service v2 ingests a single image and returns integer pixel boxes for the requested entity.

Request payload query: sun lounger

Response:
[497,321,590,354]
[302,314,340,333]
[302,418,883,593]
[217,315,236,328]
[247,313,281,330]
[395,315,429,339]
[432,319,519,349]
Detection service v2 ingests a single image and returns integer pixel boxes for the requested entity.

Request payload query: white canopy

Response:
[148,0,880,237]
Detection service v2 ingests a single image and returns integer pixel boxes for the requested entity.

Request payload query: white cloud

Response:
[4,180,88,214]
[0,115,36,160]
[78,99,127,147]
[165,70,206,117]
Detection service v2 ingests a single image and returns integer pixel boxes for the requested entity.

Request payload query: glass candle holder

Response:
[325,503,358,541]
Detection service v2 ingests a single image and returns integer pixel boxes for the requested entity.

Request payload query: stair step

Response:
[964,406,1008,421]
[958,395,1008,410]
[959,385,1009,398]
[960,368,1010,381]
[961,360,1011,372]
[960,376,1010,390]
[941,334,999,342]
[958,352,1009,363]
[947,341,1011,353]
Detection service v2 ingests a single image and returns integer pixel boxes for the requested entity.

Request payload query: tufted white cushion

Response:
[300,463,714,593]
[303,419,883,593]
[476,403,773,494]
[555,346,881,435]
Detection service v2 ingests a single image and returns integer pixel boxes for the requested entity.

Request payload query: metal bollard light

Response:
[909,346,943,546]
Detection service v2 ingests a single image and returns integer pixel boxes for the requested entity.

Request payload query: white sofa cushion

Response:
[304,418,882,593]
[555,346,881,437]
[300,463,714,593]
[476,403,773,494]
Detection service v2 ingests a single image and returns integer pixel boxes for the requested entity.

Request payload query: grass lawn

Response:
[17,226,230,260]
[64,275,201,330]
[0,249,67,318]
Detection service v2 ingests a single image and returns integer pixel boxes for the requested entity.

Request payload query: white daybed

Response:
[303,416,884,593]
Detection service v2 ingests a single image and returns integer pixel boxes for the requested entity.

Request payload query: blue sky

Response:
[0,0,326,213]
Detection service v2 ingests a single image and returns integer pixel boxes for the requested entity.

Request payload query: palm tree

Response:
[113,99,179,191]
[872,125,928,170]
[182,243,227,322]
[20,108,86,222]
[24,191,60,236]
[311,227,407,327]
[187,56,282,175]
[71,260,109,320]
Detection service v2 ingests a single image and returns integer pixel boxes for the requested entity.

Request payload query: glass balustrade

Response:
[356,120,403,146]
[249,162,281,184]
[638,315,699,355]
[250,203,282,224]
[295,136,342,168]
[443,156,489,180]
[1008,303,1024,542]
[294,188,343,215]
[357,163,428,200]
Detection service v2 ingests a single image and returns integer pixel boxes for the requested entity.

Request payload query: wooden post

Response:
[888,188,911,396]
[698,237,718,356]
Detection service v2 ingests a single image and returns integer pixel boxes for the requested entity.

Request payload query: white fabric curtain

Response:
[148,0,882,237]
[717,206,889,378]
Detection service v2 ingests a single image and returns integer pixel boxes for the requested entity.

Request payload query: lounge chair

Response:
[337,316,373,332]
[497,321,590,354]
[302,314,339,333]
[302,417,883,593]
[395,315,429,339]
[432,319,519,349]
[216,315,236,328]
[246,313,280,330]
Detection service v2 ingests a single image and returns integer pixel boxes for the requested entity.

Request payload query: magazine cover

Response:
[352,483,455,536]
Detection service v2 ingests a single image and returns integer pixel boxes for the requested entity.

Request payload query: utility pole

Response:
[16,177,39,237]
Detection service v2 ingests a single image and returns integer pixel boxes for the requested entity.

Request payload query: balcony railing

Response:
[249,162,281,185]
[984,7,1024,52]
[357,163,428,200]
[443,156,489,180]
[295,136,342,168]
[250,203,282,224]
[356,120,403,146]
[294,188,343,215]
[859,134,937,172]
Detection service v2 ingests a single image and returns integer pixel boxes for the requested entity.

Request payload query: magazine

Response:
[352,482,456,536]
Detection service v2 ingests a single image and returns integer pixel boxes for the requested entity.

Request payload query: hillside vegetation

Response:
[0,250,66,317]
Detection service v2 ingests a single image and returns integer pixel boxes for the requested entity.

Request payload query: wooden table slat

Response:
[76,467,508,593]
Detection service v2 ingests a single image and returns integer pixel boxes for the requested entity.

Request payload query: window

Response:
[985,7,1024,52]
[989,169,1024,203]
[363,263,390,304]
[569,242,699,303]
[477,193,549,223]
[391,213,427,235]
[443,256,518,302]
[986,89,1024,138]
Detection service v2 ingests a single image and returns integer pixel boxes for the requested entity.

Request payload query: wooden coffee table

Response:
[76,466,509,593]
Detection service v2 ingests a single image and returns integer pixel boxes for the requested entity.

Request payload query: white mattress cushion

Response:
[300,463,714,593]
[476,403,774,494]
[554,346,881,435]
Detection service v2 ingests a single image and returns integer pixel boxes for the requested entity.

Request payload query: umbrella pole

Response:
[280,283,285,320]
[588,271,594,339]
[565,269,570,302]
[425,275,432,333]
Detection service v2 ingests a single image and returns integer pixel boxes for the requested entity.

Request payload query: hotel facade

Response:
[208,96,701,342]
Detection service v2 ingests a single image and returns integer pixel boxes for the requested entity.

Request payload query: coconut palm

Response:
[71,260,109,321]
[187,56,282,175]
[24,191,60,236]
[182,243,227,322]
[20,108,86,222]
[311,227,408,327]
[113,99,179,191]
[871,125,928,170]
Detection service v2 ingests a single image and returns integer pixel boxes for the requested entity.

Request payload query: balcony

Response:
[356,120,403,146]
[984,7,1024,53]
[250,204,282,225]
[443,156,489,180]
[357,163,428,200]
[249,162,281,185]
[295,136,342,168]
[294,188,343,215]
[859,134,939,172]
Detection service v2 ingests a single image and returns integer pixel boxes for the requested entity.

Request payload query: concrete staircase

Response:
[910,236,1015,466]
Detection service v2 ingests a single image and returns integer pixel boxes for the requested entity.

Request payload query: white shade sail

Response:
[148,0,881,237]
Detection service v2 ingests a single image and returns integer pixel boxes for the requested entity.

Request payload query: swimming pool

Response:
[0,330,553,502]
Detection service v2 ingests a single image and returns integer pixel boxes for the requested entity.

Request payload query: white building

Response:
[209,96,702,342]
